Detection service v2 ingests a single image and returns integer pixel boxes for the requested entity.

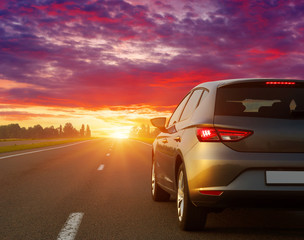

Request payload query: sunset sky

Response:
[1,0,304,137]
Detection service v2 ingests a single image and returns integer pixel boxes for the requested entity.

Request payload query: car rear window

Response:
[215,81,304,119]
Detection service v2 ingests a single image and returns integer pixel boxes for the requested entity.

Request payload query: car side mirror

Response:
[150,117,168,133]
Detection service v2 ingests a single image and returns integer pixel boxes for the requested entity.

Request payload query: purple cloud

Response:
[0,0,303,110]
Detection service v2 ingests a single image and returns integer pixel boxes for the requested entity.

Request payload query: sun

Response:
[110,132,129,139]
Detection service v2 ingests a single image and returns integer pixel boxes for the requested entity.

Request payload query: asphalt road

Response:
[0,139,304,240]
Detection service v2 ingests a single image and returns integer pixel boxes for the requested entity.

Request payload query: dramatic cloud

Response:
[1,0,304,135]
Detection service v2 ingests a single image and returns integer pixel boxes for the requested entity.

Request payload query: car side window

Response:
[180,89,204,122]
[167,93,191,127]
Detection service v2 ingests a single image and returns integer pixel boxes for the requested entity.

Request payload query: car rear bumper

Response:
[184,143,304,208]
[190,170,304,208]
[193,190,304,208]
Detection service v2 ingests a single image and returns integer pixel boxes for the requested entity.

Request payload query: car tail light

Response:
[197,127,253,142]
[199,190,223,196]
[196,127,220,141]
[266,81,295,85]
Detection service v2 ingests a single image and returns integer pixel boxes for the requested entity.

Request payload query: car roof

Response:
[192,78,303,90]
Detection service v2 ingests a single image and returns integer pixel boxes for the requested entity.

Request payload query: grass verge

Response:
[0,138,94,154]
[130,137,155,144]
[0,138,30,142]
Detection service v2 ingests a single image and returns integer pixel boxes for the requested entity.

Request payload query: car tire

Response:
[151,160,171,201]
[177,163,207,231]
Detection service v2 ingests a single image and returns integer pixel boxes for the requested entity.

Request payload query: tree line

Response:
[0,123,91,139]
[129,124,160,138]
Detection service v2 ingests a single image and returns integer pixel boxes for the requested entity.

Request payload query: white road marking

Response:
[106,153,110,157]
[0,140,93,160]
[97,164,105,171]
[57,212,84,240]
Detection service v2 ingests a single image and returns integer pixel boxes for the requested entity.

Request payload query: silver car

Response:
[151,78,304,231]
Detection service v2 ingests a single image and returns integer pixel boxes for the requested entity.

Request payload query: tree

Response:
[86,125,91,137]
[32,124,44,138]
[0,122,85,139]
[129,124,157,138]
[7,124,21,138]
[0,125,9,138]
[44,126,59,138]
[80,124,85,137]
[129,126,139,138]
[59,125,63,136]
[63,122,78,137]
[138,124,150,137]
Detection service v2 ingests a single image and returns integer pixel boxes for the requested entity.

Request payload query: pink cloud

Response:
[1,0,304,115]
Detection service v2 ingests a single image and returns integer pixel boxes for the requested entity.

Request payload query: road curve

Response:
[0,139,304,239]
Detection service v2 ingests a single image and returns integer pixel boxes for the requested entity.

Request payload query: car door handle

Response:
[174,137,181,142]
[162,139,168,143]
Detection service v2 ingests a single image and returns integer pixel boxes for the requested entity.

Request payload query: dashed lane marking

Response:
[97,164,105,171]
[57,212,84,240]
[106,153,111,157]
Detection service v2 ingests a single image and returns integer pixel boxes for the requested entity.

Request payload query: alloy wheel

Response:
[177,170,185,222]
[152,161,156,196]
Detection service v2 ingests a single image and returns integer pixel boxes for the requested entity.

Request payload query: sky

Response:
[1,0,304,137]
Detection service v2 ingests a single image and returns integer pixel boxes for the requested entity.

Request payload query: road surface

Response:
[0,139,304,239]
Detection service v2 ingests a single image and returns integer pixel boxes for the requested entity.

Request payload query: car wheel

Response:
[151,160,170,201]
[177,163,207,231]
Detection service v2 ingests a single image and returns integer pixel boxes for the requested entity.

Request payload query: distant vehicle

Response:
[151,79,304,231]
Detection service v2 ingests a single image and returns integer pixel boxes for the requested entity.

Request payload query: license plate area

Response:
[266,171,304,185]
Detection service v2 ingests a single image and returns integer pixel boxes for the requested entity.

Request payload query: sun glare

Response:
[110,132,129,139]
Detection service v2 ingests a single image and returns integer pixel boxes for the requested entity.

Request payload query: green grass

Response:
[0,138,30,142]
[130,137,155,144]
[0,138,94,154]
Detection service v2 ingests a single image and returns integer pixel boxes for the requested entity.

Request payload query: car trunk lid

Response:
[214,80,304,153]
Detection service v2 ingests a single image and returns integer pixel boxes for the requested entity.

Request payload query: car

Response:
[150,78,304,231]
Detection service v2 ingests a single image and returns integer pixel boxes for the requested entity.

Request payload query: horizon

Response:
[1,0,304,137]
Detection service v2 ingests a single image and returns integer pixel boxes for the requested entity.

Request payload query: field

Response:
[0,138,95,153]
